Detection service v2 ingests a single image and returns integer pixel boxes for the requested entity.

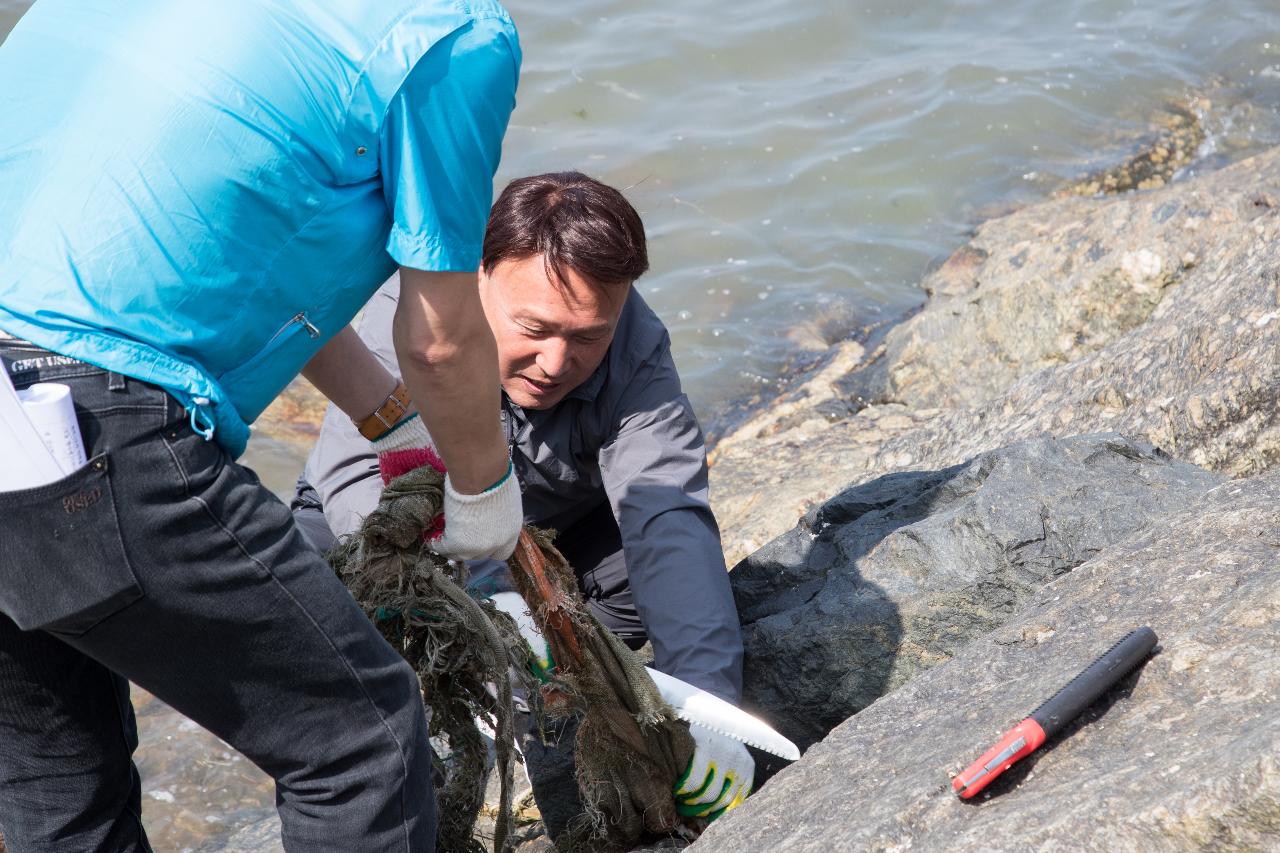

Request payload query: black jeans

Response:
[0,342,434,852]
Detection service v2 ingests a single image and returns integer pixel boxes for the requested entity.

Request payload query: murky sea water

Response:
[500,0,1280,416]
[4,0,1280,847]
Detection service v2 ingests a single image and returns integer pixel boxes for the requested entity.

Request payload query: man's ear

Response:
[475,265,495,314]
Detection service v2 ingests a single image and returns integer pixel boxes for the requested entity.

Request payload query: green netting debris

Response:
[329,464,697,852]
[328,465,534,852]
[508,529,696,850]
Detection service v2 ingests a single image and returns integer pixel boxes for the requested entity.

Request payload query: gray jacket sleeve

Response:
[302,278,401,540]
[597,348,744,704]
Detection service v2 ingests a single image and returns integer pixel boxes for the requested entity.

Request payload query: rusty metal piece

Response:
[513,529,583,667]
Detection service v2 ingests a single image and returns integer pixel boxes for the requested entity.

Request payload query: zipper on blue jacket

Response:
[275,312,320,343]
[252,311,321,356]
[214,310,322,421]
[222,311,320,379]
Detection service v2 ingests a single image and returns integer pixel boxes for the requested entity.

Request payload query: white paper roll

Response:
[0,370,64,490]
[18,382,87,475]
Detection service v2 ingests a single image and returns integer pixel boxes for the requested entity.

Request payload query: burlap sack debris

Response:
[330,464,696,852]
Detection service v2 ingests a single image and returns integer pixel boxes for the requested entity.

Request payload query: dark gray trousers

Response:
[0,342,435,852]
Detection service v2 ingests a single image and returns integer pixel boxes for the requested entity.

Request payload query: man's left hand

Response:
[674,726,753,821]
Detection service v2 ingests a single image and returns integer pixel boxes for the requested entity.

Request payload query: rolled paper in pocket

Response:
[0,369,63,490]
[18,383,87,474]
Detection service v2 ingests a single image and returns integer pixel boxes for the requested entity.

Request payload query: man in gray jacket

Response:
[292,172,751,832]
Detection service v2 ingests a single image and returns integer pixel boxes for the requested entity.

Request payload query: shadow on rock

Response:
[730,433,1221,771]
[730,471,924,759]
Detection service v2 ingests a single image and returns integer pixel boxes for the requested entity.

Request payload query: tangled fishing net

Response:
[328,464,696,852]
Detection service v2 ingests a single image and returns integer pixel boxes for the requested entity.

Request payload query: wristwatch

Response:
[354,382,412,441]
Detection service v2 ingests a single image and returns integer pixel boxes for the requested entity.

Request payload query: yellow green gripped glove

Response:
[673,724,754,820]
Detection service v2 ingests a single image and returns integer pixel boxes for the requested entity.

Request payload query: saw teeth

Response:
[683,717,770,756]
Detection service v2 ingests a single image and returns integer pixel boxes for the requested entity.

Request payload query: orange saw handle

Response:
[952,719,1046,799]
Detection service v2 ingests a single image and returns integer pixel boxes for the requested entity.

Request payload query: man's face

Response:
[479,255,629,410]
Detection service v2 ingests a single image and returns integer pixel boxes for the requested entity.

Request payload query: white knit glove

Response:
[370,414,521,559]
[433,462,523,561]
[674,726,754,821]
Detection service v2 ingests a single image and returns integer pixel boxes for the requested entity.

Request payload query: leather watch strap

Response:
[355,382,412,441]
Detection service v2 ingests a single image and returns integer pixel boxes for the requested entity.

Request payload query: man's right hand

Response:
[434,462,522,561]
[370,410,521,561]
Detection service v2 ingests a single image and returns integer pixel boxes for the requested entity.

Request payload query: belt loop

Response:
[107,371,127,392]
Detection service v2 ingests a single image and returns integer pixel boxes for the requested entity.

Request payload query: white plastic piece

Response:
[17,382,86,474]
[489,591,554,674]
[0,370,68,490]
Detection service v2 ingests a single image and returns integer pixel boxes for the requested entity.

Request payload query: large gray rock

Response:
[217,817,283,853]
[732,433,1221,752]
[698,469,1280,852]
[710,145,1280,566]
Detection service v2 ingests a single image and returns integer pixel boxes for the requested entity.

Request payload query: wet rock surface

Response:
[253,376,328,446]
[220,817,284,853]
[697,469,1280,852]
[1059,101,1207,197]
[710,144,1280,566]
[731,433,1221,753]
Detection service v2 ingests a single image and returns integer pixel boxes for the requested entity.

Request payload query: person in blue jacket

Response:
[0,2,523,850]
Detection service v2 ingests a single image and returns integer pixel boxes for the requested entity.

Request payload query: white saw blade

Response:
[645,666,801,761]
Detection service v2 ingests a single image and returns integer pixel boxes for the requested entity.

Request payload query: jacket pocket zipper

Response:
[221,311,321,383]
[271,312,321,346]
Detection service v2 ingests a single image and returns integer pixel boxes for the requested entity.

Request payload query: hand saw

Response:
[952,626,1158,799]
[644,664,800,761]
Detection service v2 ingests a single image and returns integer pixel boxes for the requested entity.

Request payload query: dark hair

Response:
[482,171,648,289]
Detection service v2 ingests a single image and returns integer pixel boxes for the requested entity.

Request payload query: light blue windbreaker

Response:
[0,0,520,457]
